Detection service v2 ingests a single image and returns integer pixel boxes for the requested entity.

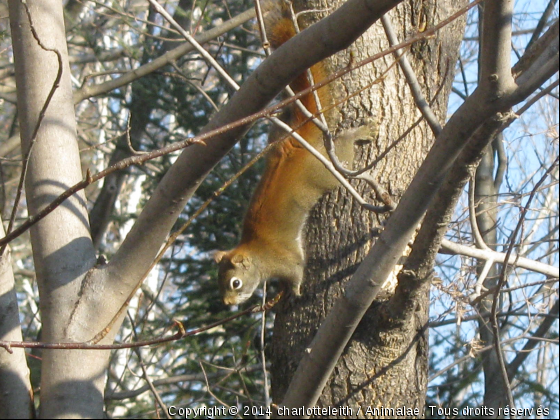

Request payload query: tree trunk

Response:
[271,0,466,415]
[9,0,99,417]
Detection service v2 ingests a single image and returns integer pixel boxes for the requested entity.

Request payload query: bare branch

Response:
[381,14,443,136]
[490,157,559,405]
[0,293,282,352]
[106,365,265,400]
[72,7,257,103]
[507,299,559,379]
[127,312,171,419]
[478,0,516,95]
[526,0,558,50]
[147,0,240,90]
[440,239,559,278]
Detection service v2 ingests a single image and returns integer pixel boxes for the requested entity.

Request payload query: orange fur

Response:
[215,1,358,305]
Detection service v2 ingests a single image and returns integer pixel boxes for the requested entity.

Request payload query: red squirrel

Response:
[215,1,372,305]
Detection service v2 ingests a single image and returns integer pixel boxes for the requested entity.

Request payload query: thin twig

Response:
[107,364,266,400]
[147,0,240,89]
[73,7,257,103]
[381,14,442,136]
[428,321,558,383]
[0,293,283,353]
[428,304,560,328]
[526,0,558,50]
[0,320,185,353]
[199,362,233,408]
[170,62,221,111]
[260,290,271,417]
[285,1,330,129]
[124,113,147,155]
[255,0,272,55]
[515,79,559,115]
[128,312,171,419]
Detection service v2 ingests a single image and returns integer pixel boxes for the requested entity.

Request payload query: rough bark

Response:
[271,0,466,416]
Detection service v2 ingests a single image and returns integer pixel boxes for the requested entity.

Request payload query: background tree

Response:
[0,0,557,418]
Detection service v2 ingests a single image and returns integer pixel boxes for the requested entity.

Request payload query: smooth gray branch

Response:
[440,238,559,278]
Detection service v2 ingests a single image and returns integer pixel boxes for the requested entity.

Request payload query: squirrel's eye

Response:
[230,277,243,290]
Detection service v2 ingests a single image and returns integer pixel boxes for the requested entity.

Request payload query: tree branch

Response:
[381,14,443,136]
[106,365,265,400]
[440,238,559,278]
[72,7,257,103]
[507,298,559,379]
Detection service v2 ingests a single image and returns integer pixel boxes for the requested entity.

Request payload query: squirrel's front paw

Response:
[339,119,379,144]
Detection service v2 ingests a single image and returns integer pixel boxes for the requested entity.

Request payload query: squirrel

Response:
[214,1,373,305]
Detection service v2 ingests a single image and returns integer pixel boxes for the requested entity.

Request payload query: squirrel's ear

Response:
[231,253,251,269]
[213,250,228,263]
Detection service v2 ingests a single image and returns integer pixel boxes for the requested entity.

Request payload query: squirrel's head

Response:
[214,250,261,305]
